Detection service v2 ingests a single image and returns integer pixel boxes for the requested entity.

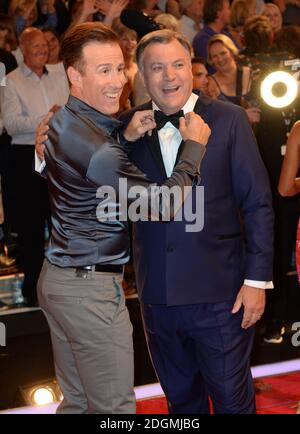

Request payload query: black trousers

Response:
[11,145,50,301]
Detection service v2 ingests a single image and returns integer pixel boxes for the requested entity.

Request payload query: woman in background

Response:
[207,33,260,125]
[278,120,300,283]
[42,27,61,68]
[230,0,256,49]
[42,28,69,97]
[113,20,138,112]
[278,119,300,415]
[262,2,283,32]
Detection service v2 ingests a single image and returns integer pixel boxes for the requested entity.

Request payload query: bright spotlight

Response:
[18,379,63,407]
[260,71,298,108]
[31,387,55,405]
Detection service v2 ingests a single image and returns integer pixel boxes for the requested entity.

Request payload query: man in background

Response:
[1,27,69,305]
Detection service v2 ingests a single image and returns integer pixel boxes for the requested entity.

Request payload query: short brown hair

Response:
[203,0,225,24]
[60,22,119,74]
[136,29,192,70]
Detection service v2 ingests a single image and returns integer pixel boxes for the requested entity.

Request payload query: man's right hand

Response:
[35,112,52,161]
[179,112,211,145]
[123,110,156,142]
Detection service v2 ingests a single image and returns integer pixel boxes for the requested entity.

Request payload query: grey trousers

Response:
[37,260,135,414]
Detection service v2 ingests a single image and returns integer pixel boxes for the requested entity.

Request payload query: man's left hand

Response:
[231,285,265,329]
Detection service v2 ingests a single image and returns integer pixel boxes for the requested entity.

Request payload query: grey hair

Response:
[136,29,192,70]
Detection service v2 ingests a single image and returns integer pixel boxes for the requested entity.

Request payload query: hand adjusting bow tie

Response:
[154,109,184,130]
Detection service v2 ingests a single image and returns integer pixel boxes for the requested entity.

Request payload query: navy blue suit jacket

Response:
[120,95,274,306]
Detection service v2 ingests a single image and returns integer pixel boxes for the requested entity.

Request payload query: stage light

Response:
[31,387,55,405]
[260,70,298,108]
[19,379,63,407]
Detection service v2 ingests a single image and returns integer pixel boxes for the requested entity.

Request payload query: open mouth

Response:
[163,86,180,94]
[105,93,121,100]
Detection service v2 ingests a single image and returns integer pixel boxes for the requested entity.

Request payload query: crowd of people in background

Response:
[0,0,299,347]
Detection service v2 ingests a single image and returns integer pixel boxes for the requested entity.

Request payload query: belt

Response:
[74,264,123,275]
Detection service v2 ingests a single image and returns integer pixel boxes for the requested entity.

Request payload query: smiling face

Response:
[209,41,235,72]
[21,31,49,72]
[264,6,282,31]
[43,30,60,64]
[139,38,193,115]
[192,62,208,92]
[119,33,137,58]
[69,42,127,115]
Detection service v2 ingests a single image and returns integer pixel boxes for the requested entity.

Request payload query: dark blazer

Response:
[120,94,274,306]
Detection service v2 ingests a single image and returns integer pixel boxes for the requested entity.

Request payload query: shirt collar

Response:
[203,25,216,37]
[20,62,49,77]
[152,92,199,116]
[67,95,123,136]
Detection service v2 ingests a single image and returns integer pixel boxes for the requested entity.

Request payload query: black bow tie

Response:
[154,110,184,130]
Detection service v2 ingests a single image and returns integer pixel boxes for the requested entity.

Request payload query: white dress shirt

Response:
[153,92,199,177]
[152,93,273,290]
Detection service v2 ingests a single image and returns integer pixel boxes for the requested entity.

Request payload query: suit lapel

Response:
[146,130,168,179]
[140,101,167,179]
[193,93,209,116]
[175,95,209,165]
[174,139,184,166]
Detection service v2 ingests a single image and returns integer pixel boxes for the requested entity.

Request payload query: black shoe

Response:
[263,320,285,344]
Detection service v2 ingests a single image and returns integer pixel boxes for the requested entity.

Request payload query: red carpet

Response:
[256,372,300,414]
[136,371,300,414]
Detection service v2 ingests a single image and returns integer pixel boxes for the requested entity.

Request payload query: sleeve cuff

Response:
[34,151,46,174]
[179,140,206,173]
[244,279,274,289]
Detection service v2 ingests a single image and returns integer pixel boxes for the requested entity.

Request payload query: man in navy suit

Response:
[121,29,274,414]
